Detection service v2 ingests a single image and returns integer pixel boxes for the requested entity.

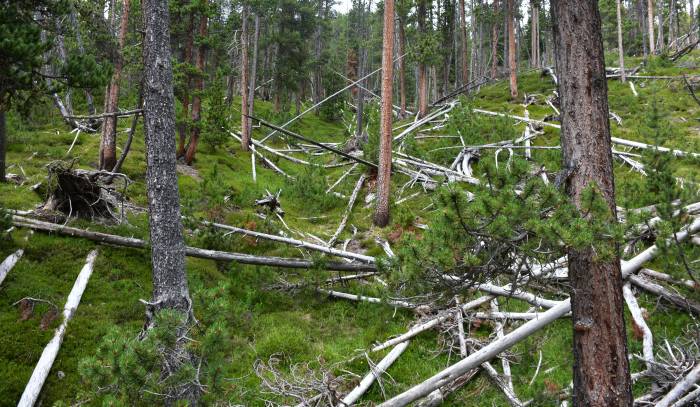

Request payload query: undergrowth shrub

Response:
[287,163,340,212]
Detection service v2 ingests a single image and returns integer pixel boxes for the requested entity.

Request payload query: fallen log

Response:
[627,274,700,315]
[622,282,654,372]
[12,216,376,273]
[656,363,700,407]
[317,289,414,308]
[18,250,98,407]
[328,174,367,247]
[0,249,24,287]
[377,218,700,406]
[340,341,410,405]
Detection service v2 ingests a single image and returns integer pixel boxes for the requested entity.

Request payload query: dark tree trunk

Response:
[141,0,192,318]
[507,0,517,99]
[0,109,5,183]
[551,1,632,406]
[375,0,394,227]
[100,0,130,171]
[491,0,500,77]
[184,3,208,164]
[177,11,195,158]
[240,5,250,151]
[531,0,539,68]
[247,13,260,136]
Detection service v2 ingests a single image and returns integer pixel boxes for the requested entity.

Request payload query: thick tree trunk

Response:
[418,0,429,117]
[0,109,5,182]
[459,0,469,85]
[617,0,626,82]
[142,0,192,315]
[177,12,195,158]
[240,5,250,151]
[184,4,209,164]
[247,13,260,137]
[99,0,129,171]
[507,0,517,99]
[398,12,407,116]
[647,0,655,54]
[491,0,500,77]
[374,0,395,227]
[551,1,632,406]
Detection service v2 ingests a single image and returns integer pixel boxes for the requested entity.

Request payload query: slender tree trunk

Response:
[375,0,395,227]
[69,7,96,115]
[312,1,324,112]
[418,0,429,117]
[551,1,632,405]
[185,4,209,164]
[617,0,626,82]
[491,0,500,77]
[177,12,195,157]
[459,0,469,85]
[668,0,676,48]
[647,0,655,54]
[247,13,259,136]
[656,0,664,50]
[398,11,407,116]
[99,0,129,171]
[507,0,517,99]
[0,109,5,183]
[531,0,539,68]
[142,0,193,330]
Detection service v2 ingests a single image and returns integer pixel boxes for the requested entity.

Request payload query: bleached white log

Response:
[340,341,410,405]
[622,282,654,371]
[251,143,257,183]
[18,250,98,407]
[481,359,524,407]
[670,385,700,407]
[472,311,561,320]
[371,295,494,352]
[640,268,696,289]
[328,174,367,247]
[476,282,560,309]
[455,297,467,358]
[317,289,414,308]
[327,163,359,193]
[229,130,294,178]
[490,299,516,402]
[0,249,24,287]
[377,218,700,406]
[629,81,639,96]
[656,364,700,407]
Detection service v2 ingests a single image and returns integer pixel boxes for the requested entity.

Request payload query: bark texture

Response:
[374,0,395,227]
[398,12,407,116]
[507,0,517,99]
[647,0,655,54]
[99,0,130,171]
[616,0,626,82]
[491,0,500,77]
[142,0,192,314]
[551,1,632,406]
[184,3,209,164]
[240,5,250,151]
[459,0,469,85]
[417,0,429,117]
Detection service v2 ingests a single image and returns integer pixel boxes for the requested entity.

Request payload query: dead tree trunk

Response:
[551,1,632,405]
[240,5,250,151]
[184,3,209,164]
[459,0,469,85]
[374,0,395,227]
[247,12,259,136]
[177,12,195,158]
[647,0,656,54]
[530,0,539,68]
[507,0,517,99]
[142,0,192,315]
[398,8,408,116]
[99,0,129,171]
[491,0,500,77]
[617,0,626,83]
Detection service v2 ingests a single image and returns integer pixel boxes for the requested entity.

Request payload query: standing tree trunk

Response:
[398,8,407,116]
[375,0,395,227]
[551,1,633,405]
[491,0,500,77]
[240,5,250,151]
[0,109,5,183]
[99,0,129,171]
[530,0,539,68]
[616,0,626,82]
[458,0,469,85]
[507,0,517,99]
[647,0,655,54]
[177,12,195,158]
[142,0,193,332]
[417,0,429,117]
[69,7,96,115]
[668,0,676,48]
[656,0,664,51]
[184,3,209,164]
[247,13,260,136]
[312,0,324,112]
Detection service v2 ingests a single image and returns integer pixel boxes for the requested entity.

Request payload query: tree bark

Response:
[142,0,192,315]
[507,0,517,99]
[99,0,129,171]
[459,0,469,85]
[551,1,632,406]
[240,5,250,151]
[530,0,539,68]
[616,0,626,82]
[647,0,655,54]
[0,109,5,183]
[177,11,195,158]
[417,0,429,117]
[247,13,259,137]
[184,3,208,164]
[374,0,395,227]
[398,9,407,116]
[491,0,500,77]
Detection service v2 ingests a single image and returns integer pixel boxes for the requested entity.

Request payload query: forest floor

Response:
[1,52,700,406]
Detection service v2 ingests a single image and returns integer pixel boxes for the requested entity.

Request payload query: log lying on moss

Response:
[12,216,377,272]
[0,249,23,287]
[18,250,98,407]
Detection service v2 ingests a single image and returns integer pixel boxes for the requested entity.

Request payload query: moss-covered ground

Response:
[0,52,699,406]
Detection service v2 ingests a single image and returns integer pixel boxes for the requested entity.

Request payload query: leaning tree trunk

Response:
[142,0,193,320]
[491,0,500,78]
[0,109,5,182]
[551,1,633,406]
[507,0,517,99]
[374,0,395,227]
[616,0,626,82]
[647,0,655,54]
[240,5,250,151]
[184,3,209,164]
[99,0,129,171]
